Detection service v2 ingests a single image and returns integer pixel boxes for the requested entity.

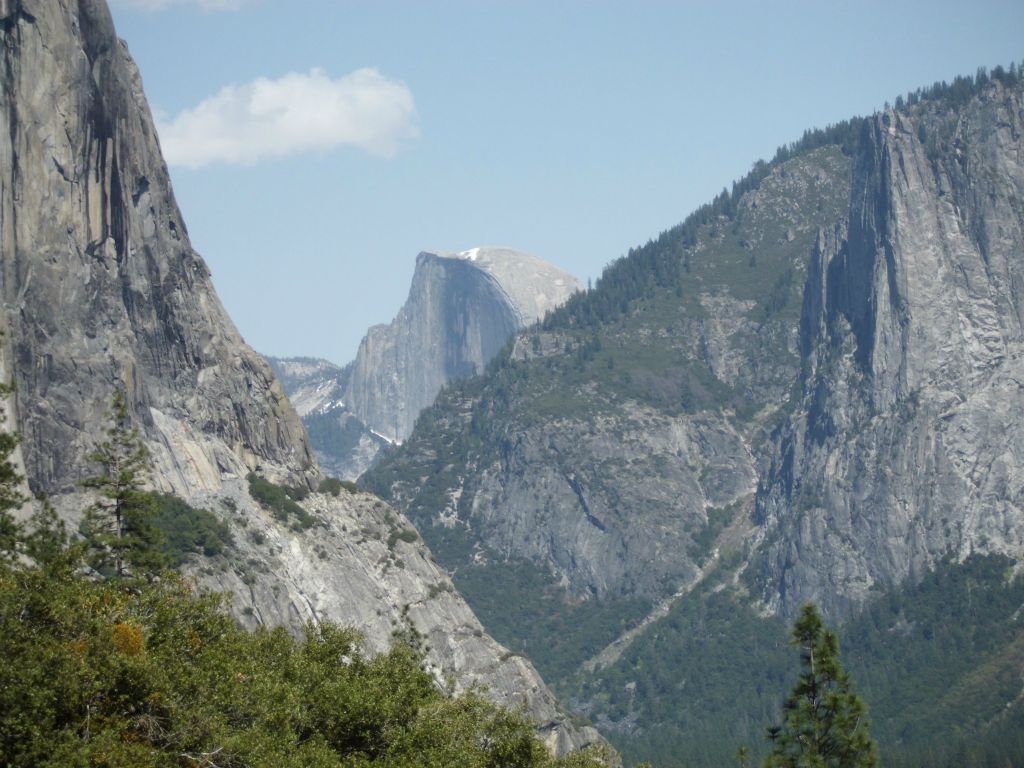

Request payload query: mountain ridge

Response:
[364,68,1024,765]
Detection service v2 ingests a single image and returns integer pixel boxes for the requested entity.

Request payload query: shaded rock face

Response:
[756,84,1024,616]
[345,248,580,443]
[0,0,600,754]
[461,403,755,600]
[0,0,313,496]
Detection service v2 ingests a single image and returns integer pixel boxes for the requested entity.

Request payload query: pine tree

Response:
[764,604,878,768]
[81,390,164,578]
[0,378,27,562]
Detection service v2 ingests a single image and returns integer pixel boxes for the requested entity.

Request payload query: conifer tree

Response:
[81,389,164,577]
[0,378,27,562]
[764,603,878,768]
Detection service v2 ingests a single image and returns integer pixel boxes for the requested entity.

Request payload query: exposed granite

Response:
[756,84,1024,616]
[344,247,580,443]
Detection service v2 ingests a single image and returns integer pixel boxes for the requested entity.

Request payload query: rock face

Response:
[755,84,1024,616]
[345,247,580,443]
[190,479,601,755]
[0,0,599,754]
[0,0,313,497]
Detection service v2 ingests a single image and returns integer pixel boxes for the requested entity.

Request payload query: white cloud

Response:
[113,0,254,10]
[156,68,419,169]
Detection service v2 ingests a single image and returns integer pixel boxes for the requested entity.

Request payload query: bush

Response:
[247,473,315,529]
[387,528,419,550]
[0,557,606,767]
[319,476,359,496]
[150,492,234,565]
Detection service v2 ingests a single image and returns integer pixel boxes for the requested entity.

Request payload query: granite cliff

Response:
[346,247,580,443]
[0,0,598,753]
[268,247,580,479]
[755,81,1024,615]
[0,0,313,497]
[370,80,1024,620]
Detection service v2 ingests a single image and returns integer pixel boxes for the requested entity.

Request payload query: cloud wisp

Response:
[156,68,419,169]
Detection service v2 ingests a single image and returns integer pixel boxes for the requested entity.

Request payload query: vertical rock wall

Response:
[0,0,314,496]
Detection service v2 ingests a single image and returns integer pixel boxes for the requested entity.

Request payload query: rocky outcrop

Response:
[266,356,349,418]
[189,480,602,755]
[345,247,580,443]
[0,0,313,497]
[0,0,600,754]
[755,83,1024,616]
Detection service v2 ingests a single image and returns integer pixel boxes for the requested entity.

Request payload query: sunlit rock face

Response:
[756,84,1024,616]
[0,0,314,498]
[345,247,581,443]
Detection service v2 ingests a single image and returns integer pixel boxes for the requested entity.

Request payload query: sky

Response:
[108,0,1024,365]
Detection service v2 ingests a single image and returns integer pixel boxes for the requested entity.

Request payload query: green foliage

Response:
[579,555,1024,768]
[149,492,234,566]
[842,554,1024,766]
[896,60,1022,111]
[0,376,27,562]
[763,604,877,768]
[0,550,608,768]
[386,527,419,549]
[413,526,650,690]
[319,476,358,496]
[582,589,795,768]
[247,472,316,530]
[80,390,166,578]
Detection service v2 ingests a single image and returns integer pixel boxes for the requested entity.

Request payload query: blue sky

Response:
[109,0,1024,364]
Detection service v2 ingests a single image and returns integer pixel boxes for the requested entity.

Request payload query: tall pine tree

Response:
[764,603,878,768]
[0,377,26,561]
[81,390,164,578]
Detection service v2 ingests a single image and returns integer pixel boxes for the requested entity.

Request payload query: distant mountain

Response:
[0,0,599,754]
[347,247,580,443]
[270,247,580,479]
[264,355,389,480]
[366,70,1024,766]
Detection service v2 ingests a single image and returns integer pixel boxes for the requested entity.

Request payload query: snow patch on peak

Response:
[459,247,481,262]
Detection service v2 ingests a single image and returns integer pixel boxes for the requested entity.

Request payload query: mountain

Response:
[346,247,580,443]
[268,247,580,479]
[264,355,388,480]
[0,0,599,754]
[365,71,1024,765]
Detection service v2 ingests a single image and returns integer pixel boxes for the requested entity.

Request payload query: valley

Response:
[2,0,1023,765]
